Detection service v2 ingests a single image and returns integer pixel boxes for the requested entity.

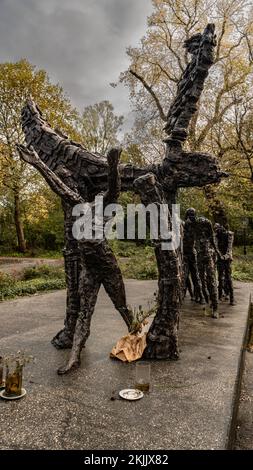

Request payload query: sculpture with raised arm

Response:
[19,23,228,366]
[17,144,133,373]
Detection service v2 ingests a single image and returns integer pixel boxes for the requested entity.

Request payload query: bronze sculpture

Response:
[17,144,134,373]
[184,208,219,317]
[17,24,227,369]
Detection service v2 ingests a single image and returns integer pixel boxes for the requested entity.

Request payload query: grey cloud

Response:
[0,0,153,127]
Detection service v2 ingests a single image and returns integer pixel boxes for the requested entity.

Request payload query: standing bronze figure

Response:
[17,144,134,373]
[184,208,219,317]
[183,209,205,304]
[214,223,235,305]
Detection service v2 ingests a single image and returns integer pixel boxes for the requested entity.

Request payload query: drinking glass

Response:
[135,362,151,392]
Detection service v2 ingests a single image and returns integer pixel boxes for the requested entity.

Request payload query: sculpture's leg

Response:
[198,256,209,304]
[189,253,205,303]
[225,260,234,305]
[206,254,219,318]
[57,265,101,375]
[52,249,81,349]
[186,276,194,300]
[183,257,191,299]
[100,245,133,330]
[57,241,132,374]
[217,260,225,300]
[144,248,181,360]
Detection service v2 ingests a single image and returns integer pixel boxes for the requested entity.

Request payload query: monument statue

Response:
[17,24,227,370]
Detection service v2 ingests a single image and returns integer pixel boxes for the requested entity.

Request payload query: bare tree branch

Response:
[129,69,167,122]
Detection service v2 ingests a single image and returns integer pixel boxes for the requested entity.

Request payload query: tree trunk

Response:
[14,192,26,253]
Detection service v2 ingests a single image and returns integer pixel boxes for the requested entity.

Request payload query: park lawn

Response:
[0,241,252,300]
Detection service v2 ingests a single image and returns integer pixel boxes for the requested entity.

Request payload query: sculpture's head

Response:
[183,24,216,55]
[185,208,196,222]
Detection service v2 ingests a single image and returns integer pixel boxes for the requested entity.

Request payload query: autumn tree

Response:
[119,0,253,221]
[79,100,123,154]
[0,59,79,252]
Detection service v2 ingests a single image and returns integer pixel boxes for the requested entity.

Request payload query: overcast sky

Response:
[0,0,153,128]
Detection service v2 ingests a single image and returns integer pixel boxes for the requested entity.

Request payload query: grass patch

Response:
[232,246,253,282]
[110,241,158,280]
[0,265,66,301]
[0,278,66,301]
[118,253,158,280]
[21,264,65,281]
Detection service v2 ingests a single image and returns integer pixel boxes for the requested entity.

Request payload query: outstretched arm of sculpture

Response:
[16,144,83,205]
[21,98,151,194]
[209,223,219,255]
[21,97,226,195]
[213,230,222,260]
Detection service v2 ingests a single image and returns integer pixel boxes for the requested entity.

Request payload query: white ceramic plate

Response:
[0,388,26,400]
[119,388,144,401]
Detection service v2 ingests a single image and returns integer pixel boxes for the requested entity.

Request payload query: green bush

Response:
[0,272,13,289]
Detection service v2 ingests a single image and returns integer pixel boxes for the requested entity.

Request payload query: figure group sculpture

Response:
[183,209,234,318]
[17,24,230,373]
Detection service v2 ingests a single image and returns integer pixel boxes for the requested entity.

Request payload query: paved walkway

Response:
[235,351,253,449]
[0,281,251,450]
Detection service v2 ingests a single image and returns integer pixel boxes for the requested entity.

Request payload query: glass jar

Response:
[5,362,23,397]
[135,362,151,392]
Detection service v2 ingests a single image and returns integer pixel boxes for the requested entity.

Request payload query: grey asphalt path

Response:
[0,280,251,450]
